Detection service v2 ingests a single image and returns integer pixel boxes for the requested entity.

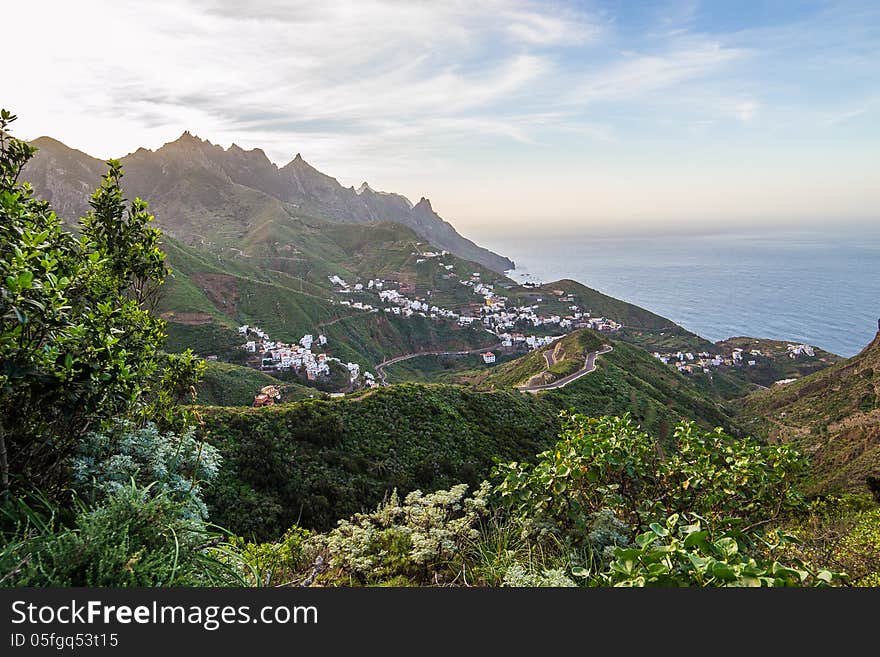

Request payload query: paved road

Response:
[375,344,502,386]
[516,344,613,393]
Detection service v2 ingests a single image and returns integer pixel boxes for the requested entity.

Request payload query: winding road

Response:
[374,342,613,391]
[516,344,613,393]
[375,344,503,386]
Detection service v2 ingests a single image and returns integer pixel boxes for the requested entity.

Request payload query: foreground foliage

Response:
[220,414,868,587]
[1,485,237,587]
[0,110,202,500]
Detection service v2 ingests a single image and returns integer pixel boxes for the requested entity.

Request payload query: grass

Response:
[736,331,880,495]
[195,361,319,406]
[472,329,606,388]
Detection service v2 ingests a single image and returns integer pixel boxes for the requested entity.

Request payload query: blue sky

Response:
[6,0,879,234]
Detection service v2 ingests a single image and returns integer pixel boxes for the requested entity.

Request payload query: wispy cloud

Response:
[4,0,878,226]
[570,41,748,103]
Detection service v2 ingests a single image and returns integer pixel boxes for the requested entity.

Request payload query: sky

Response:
[5,0,879,236]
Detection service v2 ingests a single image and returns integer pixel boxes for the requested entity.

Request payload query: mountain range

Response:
[23,132,514,273]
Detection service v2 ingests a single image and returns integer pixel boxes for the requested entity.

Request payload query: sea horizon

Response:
[471,224,879,358]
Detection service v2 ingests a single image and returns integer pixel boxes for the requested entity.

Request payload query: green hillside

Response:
[737,329,880,496]
[158,230,501,371]
[200,384,558,538]
[447,330,735,438]
[469,329,605,388]
[195,361,320,406]
[540,340,736,438]
[199,332,738,540]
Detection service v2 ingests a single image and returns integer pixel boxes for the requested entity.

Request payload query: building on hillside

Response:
[482,352,496,364]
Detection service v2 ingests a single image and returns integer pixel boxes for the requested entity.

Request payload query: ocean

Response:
[473,227,879,358]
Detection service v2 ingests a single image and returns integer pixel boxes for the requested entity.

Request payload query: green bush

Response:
[225,526,313,587]
[1,484,236,587]
[202,385,555,538]
[599,513,838,587]
[313,482,491,585]
[495,413,804,544]
[0,109,202,498]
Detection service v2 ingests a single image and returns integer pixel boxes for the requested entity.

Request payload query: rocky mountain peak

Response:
[413,197,433,212]
[22,133,515,273]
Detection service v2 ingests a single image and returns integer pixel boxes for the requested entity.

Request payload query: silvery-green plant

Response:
[72,421,221,521]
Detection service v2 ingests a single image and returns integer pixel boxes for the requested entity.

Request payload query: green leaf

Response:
[649,522,669,537]
[714,537,739,558]
[683,530,709,549]
[710,562,737,581]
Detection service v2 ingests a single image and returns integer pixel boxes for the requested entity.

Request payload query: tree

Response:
[0,109,201,500]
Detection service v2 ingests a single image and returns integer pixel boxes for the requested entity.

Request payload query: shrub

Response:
[72,421,221,521]
[502,563,577,587]
[495,413,805,545]
[225,526,312,587]
[0,109,203,499]
[599,513,839,587]
[315,482,491,585]
[1,484,236,587]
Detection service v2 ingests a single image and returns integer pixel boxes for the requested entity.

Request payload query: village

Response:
[327,252,622,351]
[235,253,625,401]
[652,342,817,375]
[238,324,379,391]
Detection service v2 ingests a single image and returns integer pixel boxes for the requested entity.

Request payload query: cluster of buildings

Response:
[377,288,459,320]
[460,277,622,335]
[328,267,624,345]
[492,332,563,351]
[238,324,373,386]
[414,249,450,265]
[655,342,818,376]
[653,347,765,374]
[787,344,815,358]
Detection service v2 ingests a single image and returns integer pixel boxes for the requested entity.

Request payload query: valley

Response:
[4,110,878,591]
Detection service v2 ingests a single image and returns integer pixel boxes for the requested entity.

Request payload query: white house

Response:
[482,352,496,364]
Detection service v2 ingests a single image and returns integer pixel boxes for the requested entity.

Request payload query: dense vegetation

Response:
[200,385,557,538]
[195,331,744,543]
[1,110,231,586]
[222,414,878,587]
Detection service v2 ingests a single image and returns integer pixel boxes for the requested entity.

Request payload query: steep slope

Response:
[157,234,496,372]
[467,330,735,437]
[737,323,880,496]
[23,133,514,272]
